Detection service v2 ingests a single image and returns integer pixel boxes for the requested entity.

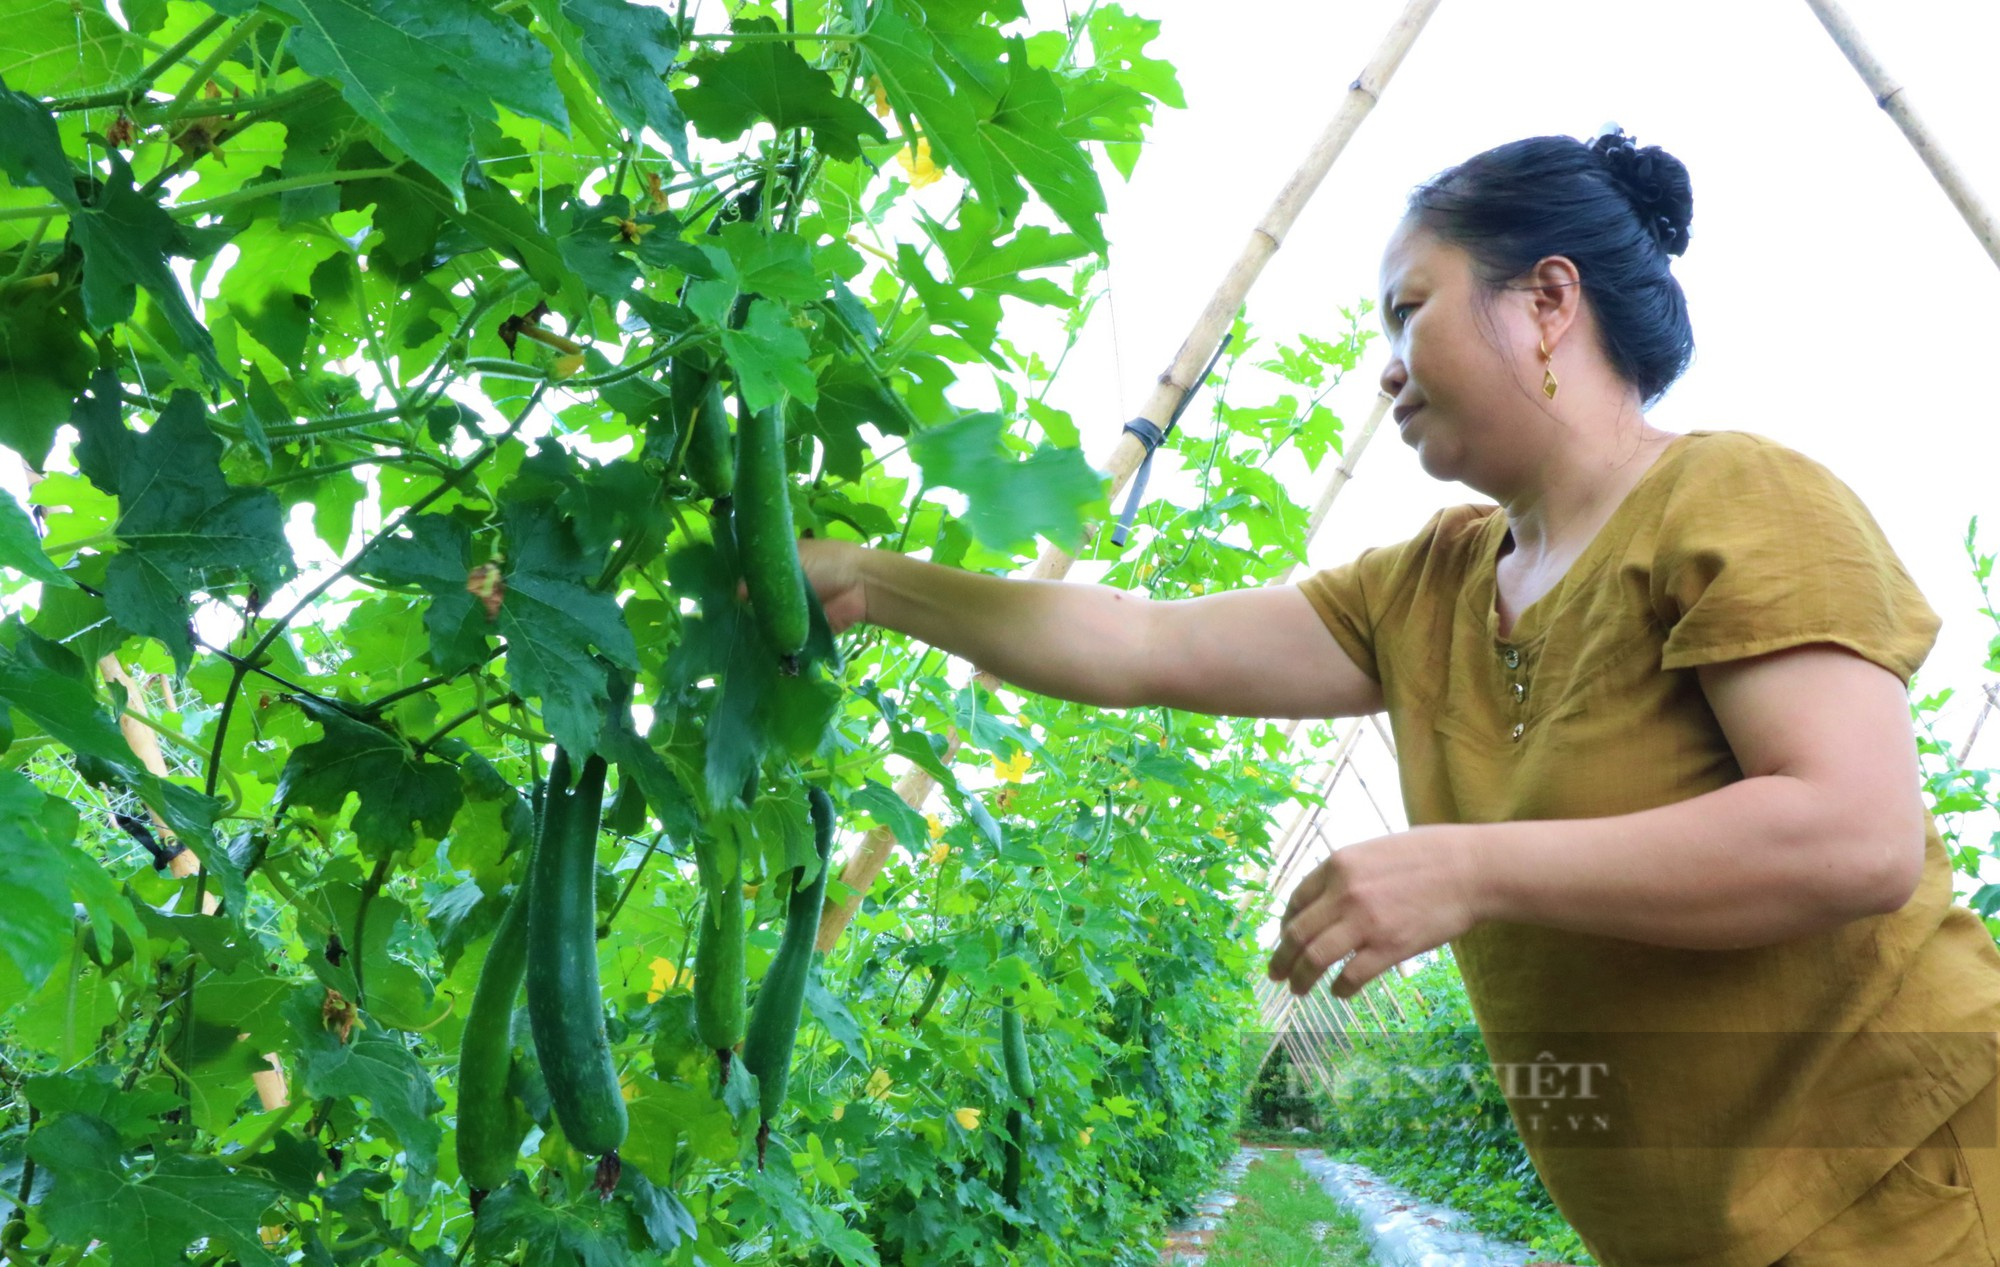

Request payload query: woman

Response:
[797,131,2000,1264]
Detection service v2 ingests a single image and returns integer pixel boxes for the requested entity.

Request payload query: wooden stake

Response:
[815,2,1442,951]
[1804,0,2000,272]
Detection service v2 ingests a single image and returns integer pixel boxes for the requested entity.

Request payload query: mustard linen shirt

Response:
[1298,429,2000,1266]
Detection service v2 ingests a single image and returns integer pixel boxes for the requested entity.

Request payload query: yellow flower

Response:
[993,750,1032,783]
[869,76,890,117]
[1078,1128,1093,1146]
[550,352,586,380]
[953,1107,982,1131]
[927,842,951,866]
[645,958,685,1002]
[865,1068,894,1101]
[743,881,761,899]
[606,215,655,244]
[832,1103,847,1121]
[926,813,946,840]
[896,136,943,188]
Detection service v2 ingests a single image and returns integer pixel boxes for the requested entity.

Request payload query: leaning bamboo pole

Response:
[1804,0,2000,272]
[814,0,1443,950]
[98,655,291,1113]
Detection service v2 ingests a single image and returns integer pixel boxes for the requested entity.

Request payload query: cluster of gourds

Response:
[451,343,829,1200]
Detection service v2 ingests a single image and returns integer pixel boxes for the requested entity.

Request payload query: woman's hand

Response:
[797,537,870,633]
[1266,824,1483,998]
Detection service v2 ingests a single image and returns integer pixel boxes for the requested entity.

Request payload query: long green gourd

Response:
[524,749,627,1192]
[741,786,836,1166]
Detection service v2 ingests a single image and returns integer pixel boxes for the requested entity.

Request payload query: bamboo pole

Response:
[99,654,290,1112]
[815,1,1442,950]
[1277,394,1393,587]
[1956,683,1998,766]
[1804,0,2000,272]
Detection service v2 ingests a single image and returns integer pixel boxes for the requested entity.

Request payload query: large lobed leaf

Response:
[70,378,293,672]
[276,698,464,857]
[27,1113,281,1267]
[207,0,570,201]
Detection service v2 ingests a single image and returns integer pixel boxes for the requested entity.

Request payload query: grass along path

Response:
[1200,1151,1374,1267]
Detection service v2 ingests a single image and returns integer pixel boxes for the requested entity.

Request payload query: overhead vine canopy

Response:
[0,1,1374,1262]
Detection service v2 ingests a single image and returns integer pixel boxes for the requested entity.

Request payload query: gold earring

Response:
[1540,338,1559,400]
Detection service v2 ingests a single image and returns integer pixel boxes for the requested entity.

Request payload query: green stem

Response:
[4,218,54,280]
[598,830,669,938]
[157,14,269,121]
[46,14,227,111]
[682,30,859,44]
[366,648,503,715]
[351,852,393,1005]
[236,1098,304,1159]
[132,79,331,128]
[417,707,482,751]
[170,164,402,220]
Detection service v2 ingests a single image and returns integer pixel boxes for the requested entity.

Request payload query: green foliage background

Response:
[0,1,1376,1262]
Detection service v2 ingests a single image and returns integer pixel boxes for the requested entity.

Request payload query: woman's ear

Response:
[1527,254,1583,347]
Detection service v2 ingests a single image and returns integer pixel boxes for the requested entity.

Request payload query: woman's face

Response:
[1377,218,1546,486]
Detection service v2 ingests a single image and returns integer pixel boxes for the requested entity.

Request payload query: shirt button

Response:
[1510,722,1525,742]
[1512,682,1527,703]
[1502,646,1521,669]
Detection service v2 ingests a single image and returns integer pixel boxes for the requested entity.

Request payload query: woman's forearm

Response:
[857,548,1152,708]
[1465,775,1920,949]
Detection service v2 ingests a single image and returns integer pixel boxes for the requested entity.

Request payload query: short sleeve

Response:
[1296,507,1456,685]
[1651,434,1940,683]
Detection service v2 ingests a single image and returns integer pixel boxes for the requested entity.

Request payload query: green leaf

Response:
[923,203,1088,296]
[0,486,72,587]
[705,224,825,306]
[70,154,232,389]
[851,778,930,850]
[281,988,444,1177]
[0,275,94,469]
[495,499,638,763]
[910,412,1105,554]
[276,698,464,857]
[677,22,886,162]
[475,1181,633,1267]
[543,0,690,166]
[0,635,219,850]
[861,3,1007,210]
[0,770,78,992]
[721,299,818,411]
[976,43,1107,252]
[28,1113,280,1267]
[363,514,491,673]
[401,168,585,314]
[22,1068,180,1144]
[233,0,569,202]
[69,381,294,672]
[0,3,139,100]
[0,87,81,210]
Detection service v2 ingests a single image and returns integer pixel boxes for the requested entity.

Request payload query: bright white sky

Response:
[1020,0,2000,911]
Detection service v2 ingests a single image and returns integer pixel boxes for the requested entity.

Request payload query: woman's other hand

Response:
[1266,824,1483,998]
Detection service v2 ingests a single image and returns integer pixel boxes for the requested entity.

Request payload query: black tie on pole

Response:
[1109,334,1233,548]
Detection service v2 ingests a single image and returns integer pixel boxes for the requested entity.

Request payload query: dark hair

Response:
[1407,129,1695,405]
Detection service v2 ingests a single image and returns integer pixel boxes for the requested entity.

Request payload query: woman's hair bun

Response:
[1588,128,1694,257]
